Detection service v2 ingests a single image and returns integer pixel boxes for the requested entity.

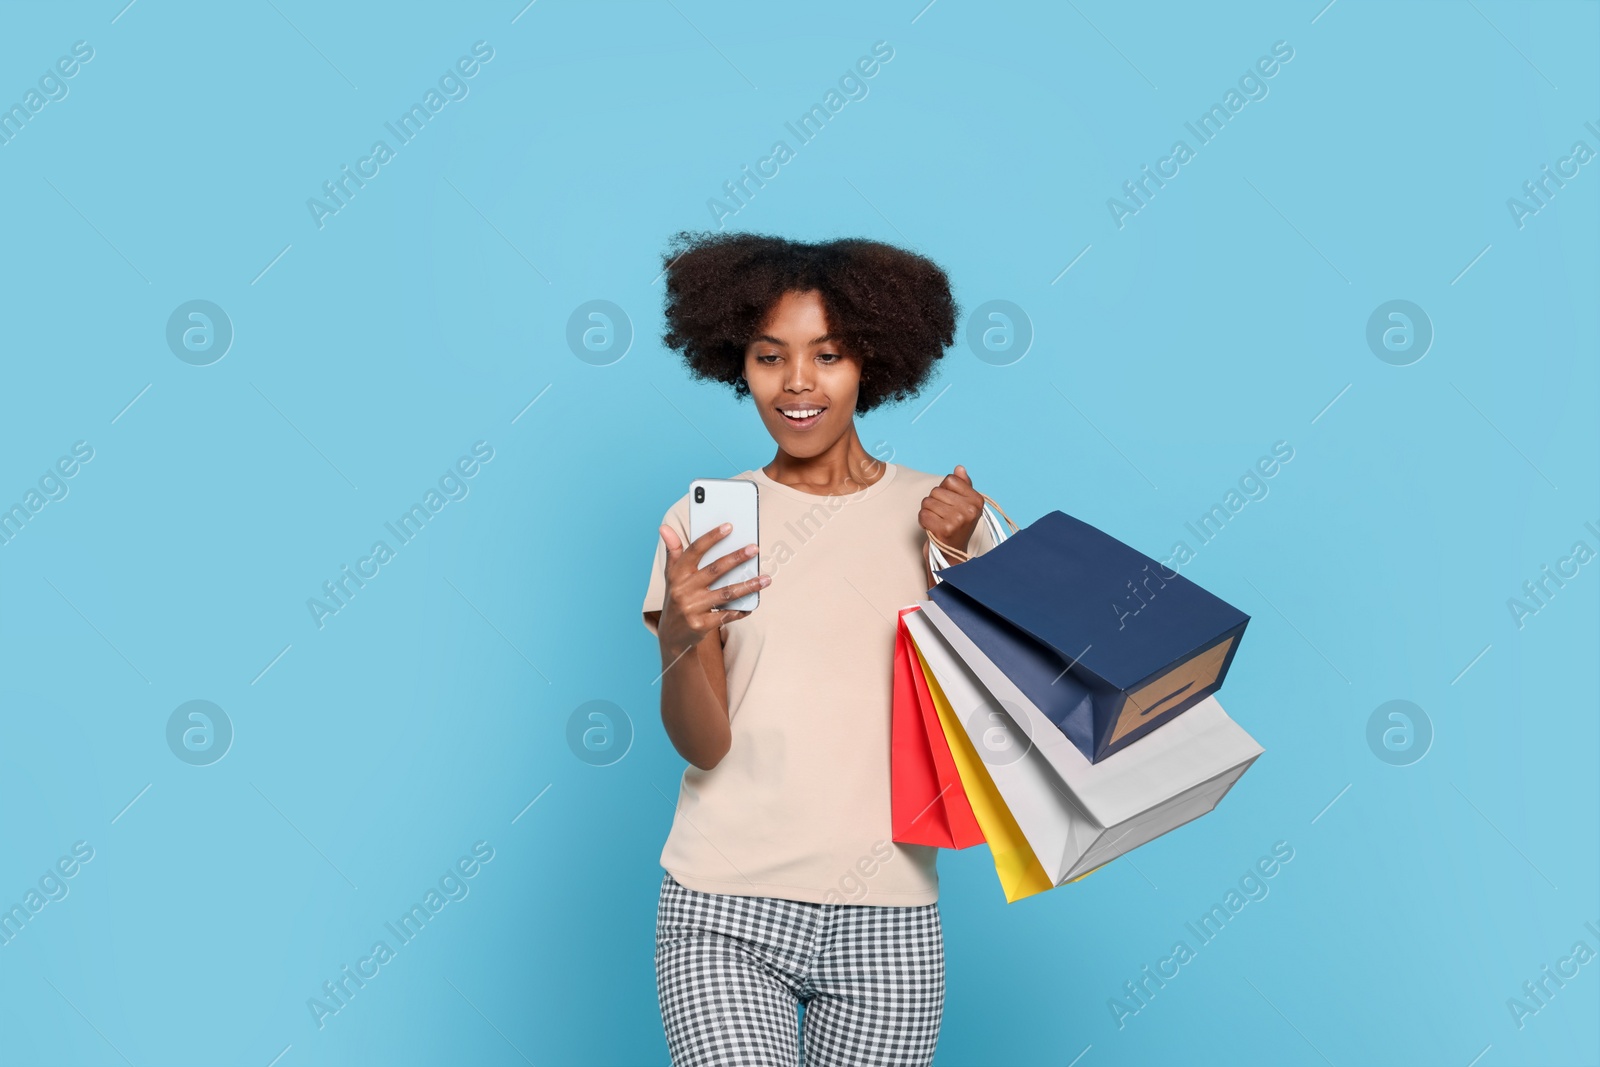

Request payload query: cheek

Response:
[832,367,857,409]
[744,366,779,401]
[823,361,861,399]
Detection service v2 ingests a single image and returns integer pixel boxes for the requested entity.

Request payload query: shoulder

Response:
[889,463,948,494]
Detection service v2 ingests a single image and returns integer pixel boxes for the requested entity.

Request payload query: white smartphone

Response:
[688,477,760,612]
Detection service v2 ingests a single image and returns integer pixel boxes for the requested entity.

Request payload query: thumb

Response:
[660,524,682,558]
[953,464,971,483]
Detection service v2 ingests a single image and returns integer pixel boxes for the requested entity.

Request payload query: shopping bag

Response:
[891,606,984,849]
[929,510,1249,763]
[907,636,1055,903]
[909,600,1263,886]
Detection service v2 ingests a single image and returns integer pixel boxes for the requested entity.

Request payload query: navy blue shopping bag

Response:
[927,510,1249,763]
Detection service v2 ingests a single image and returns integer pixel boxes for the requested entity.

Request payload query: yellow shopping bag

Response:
[911,640,1057,903]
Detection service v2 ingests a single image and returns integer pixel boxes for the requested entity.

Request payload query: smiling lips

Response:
[777,405,826,430]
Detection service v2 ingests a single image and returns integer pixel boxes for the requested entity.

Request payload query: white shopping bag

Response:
[907,602,1263,884]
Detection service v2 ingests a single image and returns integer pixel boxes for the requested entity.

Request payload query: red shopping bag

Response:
[891,605,985,849]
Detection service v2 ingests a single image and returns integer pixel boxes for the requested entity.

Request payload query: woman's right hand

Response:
[656,523,769,663]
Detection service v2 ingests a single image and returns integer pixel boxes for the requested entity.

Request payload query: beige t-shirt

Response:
[640,462,997,906]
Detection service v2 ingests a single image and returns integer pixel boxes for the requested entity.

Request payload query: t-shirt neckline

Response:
[746,461,898,503]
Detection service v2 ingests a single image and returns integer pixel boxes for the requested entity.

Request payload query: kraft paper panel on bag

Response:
[908,638,1054,903]
[891,605,984,850]
[929,510,1250,764]
[908,602,1263,886]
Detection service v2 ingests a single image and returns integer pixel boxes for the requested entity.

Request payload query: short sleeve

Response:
[963,516,995,558]
[641,497,691,637]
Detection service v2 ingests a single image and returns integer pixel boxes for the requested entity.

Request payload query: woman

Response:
[640,232,998,1066]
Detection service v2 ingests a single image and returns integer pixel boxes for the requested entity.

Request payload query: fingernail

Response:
[760,575,771,585]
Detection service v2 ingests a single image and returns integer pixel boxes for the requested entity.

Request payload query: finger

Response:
[702,543,761,583]
[929,485,979,509]
[927,501,980,535]
[702,571,767,610]
[934,489,972,511]
[936,475,980,501]
[680,542,760,589]
[688,521,736,556]
[660,525,684,562]
[713,572,767,602]
[925,490,980,522]
[919,503,961,537]
[731,572,769,597]
[922,500,978,541]
[670,523,736,577]
[950,465,972,485]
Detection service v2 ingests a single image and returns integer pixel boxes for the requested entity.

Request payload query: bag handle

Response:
[925,492,1019,584]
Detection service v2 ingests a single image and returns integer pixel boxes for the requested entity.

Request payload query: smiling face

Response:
[744,289,861,457]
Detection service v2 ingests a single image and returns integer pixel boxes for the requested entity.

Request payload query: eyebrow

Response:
[752,333,839,347]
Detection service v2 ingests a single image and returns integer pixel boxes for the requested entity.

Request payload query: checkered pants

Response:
[655,873,944,1066]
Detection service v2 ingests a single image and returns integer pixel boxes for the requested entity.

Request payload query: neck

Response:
[764,426,887,495]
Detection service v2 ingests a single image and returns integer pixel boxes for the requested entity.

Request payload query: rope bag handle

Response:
[925,492,1020,584]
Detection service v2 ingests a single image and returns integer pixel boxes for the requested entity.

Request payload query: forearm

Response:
[658,633,732,770]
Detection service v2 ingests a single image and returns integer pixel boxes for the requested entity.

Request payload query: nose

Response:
[783,356,814,392]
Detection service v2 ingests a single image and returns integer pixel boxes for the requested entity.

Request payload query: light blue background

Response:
[1,1,1596,1064]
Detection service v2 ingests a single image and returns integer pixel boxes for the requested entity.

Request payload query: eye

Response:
[816,352,841,364]
[755,353,780,364]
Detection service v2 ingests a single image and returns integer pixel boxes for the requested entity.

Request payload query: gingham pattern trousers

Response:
[655,872,944,1066]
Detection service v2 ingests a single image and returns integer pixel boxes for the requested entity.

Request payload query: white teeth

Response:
[781,408,822,419]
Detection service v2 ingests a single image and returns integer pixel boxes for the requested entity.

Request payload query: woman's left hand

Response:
[918,465,983,555]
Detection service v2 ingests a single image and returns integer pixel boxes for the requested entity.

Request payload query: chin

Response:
[785,440,833,458]
[773,417,839,442]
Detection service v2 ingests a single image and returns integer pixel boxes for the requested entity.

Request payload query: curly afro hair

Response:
[659,232,959,415]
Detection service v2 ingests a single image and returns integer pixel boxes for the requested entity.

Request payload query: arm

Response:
[920,465,987,588]
[649,523,769,771]
[646,612,734,770]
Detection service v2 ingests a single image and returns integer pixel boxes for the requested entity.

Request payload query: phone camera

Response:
[694,486,705,503]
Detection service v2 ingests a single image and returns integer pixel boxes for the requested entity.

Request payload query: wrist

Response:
[659,631,697,669]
